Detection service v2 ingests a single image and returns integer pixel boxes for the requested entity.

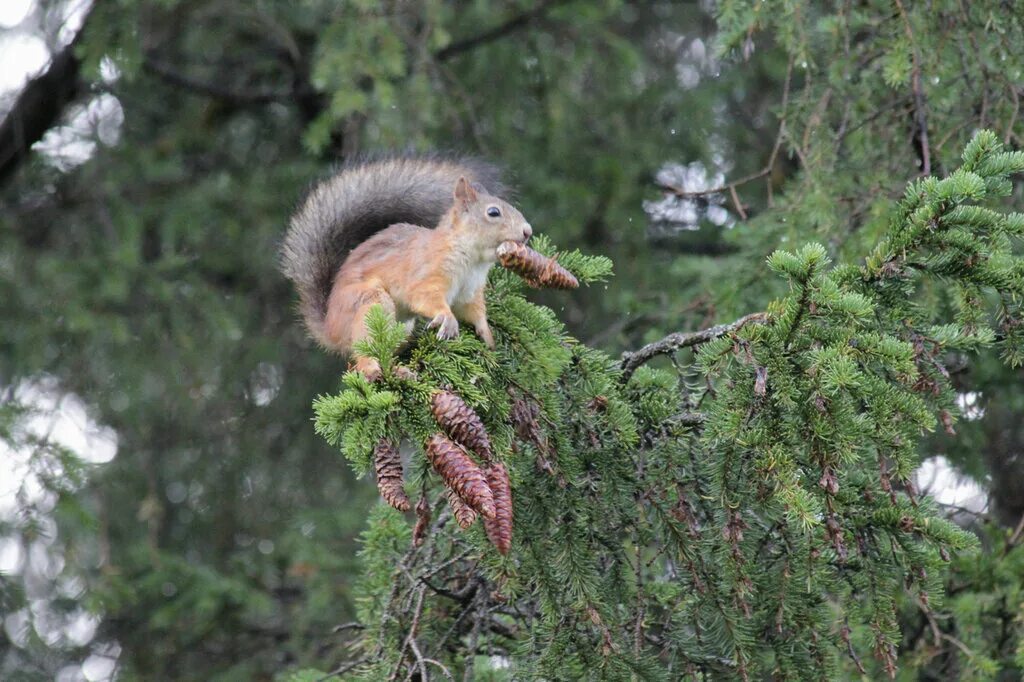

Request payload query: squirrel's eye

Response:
[486,206,501,218]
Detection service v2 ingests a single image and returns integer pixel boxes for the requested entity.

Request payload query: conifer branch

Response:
[314,131,1024,677]
[619,312,768,380]
[142,55,305,105]
[434,0,570,61]
[653,59,793,210]
[894,0,932,175]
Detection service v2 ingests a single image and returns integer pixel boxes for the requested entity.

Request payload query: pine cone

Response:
[430,390,493,462]
[483,462,513,555]
[425,433,495,519]
[373,439,409,512]
[509,390,544,449]
[497,241,579,289]
[445,487,477,530]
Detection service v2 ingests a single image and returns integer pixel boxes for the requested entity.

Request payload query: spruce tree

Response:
[3,1,1022,680]
[301,133,1024,680]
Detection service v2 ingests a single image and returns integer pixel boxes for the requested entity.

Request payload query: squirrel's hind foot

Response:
[393,365,418,381]
[352,356,383,382]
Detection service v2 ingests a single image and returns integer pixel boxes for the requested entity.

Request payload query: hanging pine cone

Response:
[508,389,544,449]
[497,241,579,289]
[483,462,513,555]
[430,390,493,462]
[445,487,477,530]
[373,439,409,512]
[425,433,495,519]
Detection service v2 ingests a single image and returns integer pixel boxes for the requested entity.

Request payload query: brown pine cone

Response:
[445,487,478,530]
[509,390,544,450]
[430,390,493,463]
[483,462,513,555]
[373,439,409,512]
[425,433,495,519]
[497,241,579,289]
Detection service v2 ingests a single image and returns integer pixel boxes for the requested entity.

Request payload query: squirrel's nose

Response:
[522,224,533,240]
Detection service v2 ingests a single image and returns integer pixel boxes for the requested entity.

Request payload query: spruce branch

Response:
[619,312,769,380]
[653,58,793,213]
[311,132,1024,678]
[894,0,932,175]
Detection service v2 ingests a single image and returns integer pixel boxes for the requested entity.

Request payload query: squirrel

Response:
[281,154,534,380]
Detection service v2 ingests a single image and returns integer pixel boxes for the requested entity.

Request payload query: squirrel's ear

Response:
[453,176,478,207]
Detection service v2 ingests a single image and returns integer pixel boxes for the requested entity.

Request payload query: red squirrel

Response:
[281,155,533,379]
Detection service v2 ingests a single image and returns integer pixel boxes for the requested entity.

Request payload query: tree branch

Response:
[619,312,768,381]
[654,59,793,208]
[140,1,567,128]
[435,0,569,61]
[0,24,89,187]
[142,55,302,105]
[1008,511,1024,548]
[894,0,931,175]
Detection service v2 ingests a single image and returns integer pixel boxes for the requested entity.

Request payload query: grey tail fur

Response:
[280,152,507,347]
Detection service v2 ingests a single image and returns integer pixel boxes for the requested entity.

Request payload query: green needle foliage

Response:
[307,132,1024,680]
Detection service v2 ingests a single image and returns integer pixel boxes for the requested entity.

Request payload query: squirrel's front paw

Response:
[428,313,460,340]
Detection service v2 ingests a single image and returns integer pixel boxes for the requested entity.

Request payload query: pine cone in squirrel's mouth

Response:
[373,439,410,511]
[430,390,493,463]
[497,241,579,290]
[425,433,495,519]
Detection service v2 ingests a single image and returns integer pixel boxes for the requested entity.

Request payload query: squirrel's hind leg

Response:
[344,289,398,382]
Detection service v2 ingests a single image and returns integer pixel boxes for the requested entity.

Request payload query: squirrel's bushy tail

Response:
[281,153,506,347]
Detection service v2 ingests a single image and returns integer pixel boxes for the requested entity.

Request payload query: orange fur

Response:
[321,178,532,379]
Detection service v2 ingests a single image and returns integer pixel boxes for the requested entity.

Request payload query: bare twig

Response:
[142,56,301,105]
[654,59,792,212]
[391,584,428,681]
[620,312,769,381]
[420,576,479,604]
[841,619,866,674]
[418,547,475,582]
[423,657,454,680]
[435,0,569,61]
[667,411,707,427]
[463,589,484,682]
[728,184,748,220]
[404,625,428,681]
[1008,511,1024,548]
[657,166,775,200]
[320,656,369,681]
[1005,84,1021,145]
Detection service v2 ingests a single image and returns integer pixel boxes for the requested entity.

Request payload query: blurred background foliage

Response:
[0,0,1021,679]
